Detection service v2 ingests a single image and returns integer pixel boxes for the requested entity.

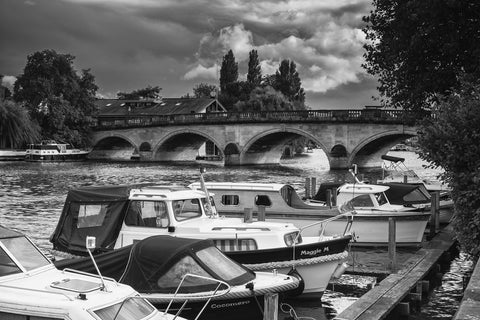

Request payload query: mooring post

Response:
[311,177,317,198]
[326,189,332,208]
[331,188,337,206]
[305,177,311,199]
[430,192,439,237]
[244,208,253,223]
[258,205,266,221]
[388,217,397,272]
[263,293,278,320]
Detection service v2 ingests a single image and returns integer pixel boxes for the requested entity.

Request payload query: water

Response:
[0,150,471,319]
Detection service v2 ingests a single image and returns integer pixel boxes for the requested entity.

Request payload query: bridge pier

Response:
[329,157,349,170]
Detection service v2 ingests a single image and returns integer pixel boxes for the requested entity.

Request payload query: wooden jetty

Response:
[453,256,480,320]
[334,224,456,320]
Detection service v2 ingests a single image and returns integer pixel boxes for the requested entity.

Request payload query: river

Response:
[0,149,472,319]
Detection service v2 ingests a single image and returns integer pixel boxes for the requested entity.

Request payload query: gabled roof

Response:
[95,98,225,116]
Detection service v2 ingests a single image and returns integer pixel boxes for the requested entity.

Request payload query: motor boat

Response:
[0,225,184,320]
[25,140,90,161]
[49,179,352,299]
[54,235,300,320]
[189,178,431,246]
[377,154,454,223]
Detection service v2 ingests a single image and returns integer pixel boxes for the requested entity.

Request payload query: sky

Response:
[0,0,380,109]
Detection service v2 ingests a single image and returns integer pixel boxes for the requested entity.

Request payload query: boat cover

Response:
[313,182,343,202]
[54,235,255,293]
[50,184,153,256]
[380,182,431,205]
[381,154,405,163]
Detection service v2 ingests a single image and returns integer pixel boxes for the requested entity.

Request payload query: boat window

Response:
[0,312,63,319]
[1,236,50,272]
[77,204,108,228]
[212,239,257,252]
[196,246,248,280]
[221,194,239,205]
[0,246,22,276]
[93,296,156,320]
[173,199,202,221]
[255,195,272,207]
[351,194,374,207]
[375,192,389,206]
[125,201,169,228]
[157,255,212,291]
[201,197,217,216]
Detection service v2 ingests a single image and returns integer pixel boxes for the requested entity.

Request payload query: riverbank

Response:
[0,149,25,160]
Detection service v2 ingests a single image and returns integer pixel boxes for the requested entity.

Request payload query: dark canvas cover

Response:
[381,182,431,205]
[50,184,151,256]
[313,182,343,202]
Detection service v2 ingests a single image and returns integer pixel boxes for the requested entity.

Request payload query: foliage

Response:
[13,49,98,147]
[417,78,480,256]
[117,85,162,100]
[219,50,238,92]
[363,0,480,114]
[273,60,306,107]
[247,50,262,88]
[232,86,294,112]
[193,83,217,98]
[0,99,40,149]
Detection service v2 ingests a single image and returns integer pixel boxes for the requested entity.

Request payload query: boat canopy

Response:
[313,182,343,202]
[381,182,431,205]
[381,154,405,163]
[55,235,255,294]
[50,184,153,256]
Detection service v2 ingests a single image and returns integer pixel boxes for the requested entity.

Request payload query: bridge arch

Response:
[152,129,225,162]
[239,128,330,166]
[89,133,138,161]
[349,129,417,168]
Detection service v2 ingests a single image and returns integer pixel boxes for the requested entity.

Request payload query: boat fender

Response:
[167,226,175,233]
[245,282,254,291]
[285,268,305,297]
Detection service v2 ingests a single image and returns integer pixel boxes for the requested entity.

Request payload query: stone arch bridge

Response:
[90,109,418,169]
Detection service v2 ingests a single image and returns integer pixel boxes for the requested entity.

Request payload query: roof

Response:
[190,182,289,192]
[338,183,390,194]
[96,98,226,116]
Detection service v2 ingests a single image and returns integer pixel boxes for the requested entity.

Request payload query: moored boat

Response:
[0,225,184,320]
[49,182,352,299]
[25,140,90,162]
[54,235,300,320]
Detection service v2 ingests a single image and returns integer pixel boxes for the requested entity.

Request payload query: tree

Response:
[274,60,306,108]
[233,86,294,112]
[219,50,238,92]
[417,78,480,256]
[117,85,162,100]
[247,50,262,88]
[0,100,40,149]
[363,0,480,114]
[13,49,98,147]
[193,83,217,98]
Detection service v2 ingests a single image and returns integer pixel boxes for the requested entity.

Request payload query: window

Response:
[196,246,248,280]
[157,255,211,291]
[125,201,169,228]
[255,195,272,207]
[221,195,239,206]
[77,204,108,228]
[351,194,374,207]
[1,236,50,272]
[173,199,202,221]
[212,239,257,252]
[0,246,22,276]
[375,192,388,206]
[0,312,62,320]
[93,297,155,320]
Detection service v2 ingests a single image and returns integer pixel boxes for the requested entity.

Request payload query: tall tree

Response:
[0,100,40,149]
[117,85,162,100]
[219,50,238,92]
[13,49,98,147]
[193,83,217,98]
[247,50,262,88]
[363,0,480,113]
[233,86,294,112]
[274,60,306,107]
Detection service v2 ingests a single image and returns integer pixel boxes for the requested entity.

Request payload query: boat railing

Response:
[296,211,355,240]
[163,273,231,320]
[0,283,75,301]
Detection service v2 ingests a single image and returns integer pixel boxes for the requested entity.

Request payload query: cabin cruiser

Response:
[0,225,184,320]
[50,182,352,299]
[378,154,454,223]
[55,235,300,320]
[25,140,90,161]
[190,179,431,246]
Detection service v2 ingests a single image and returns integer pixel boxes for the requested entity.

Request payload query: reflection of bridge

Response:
[90,109,418,169]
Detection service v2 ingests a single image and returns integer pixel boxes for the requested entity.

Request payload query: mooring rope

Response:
[280,302,317,320]
[243,251,348,271]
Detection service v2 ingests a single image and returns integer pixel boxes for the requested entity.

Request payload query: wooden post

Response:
[434,191,440,230]
[258,205,266,221]
[311,177,317,198]
[421,280,430,293]
[430,192,439,237]
[263,293,278,320]
[388,217,397,272]
[305,177,311,199]
[326,189,332,208]
[244,208,253,223]
[331,188,337,206]
[404,175,408,183]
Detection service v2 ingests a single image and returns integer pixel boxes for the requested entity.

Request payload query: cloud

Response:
[1,75,17,89]
[183,64,218,80]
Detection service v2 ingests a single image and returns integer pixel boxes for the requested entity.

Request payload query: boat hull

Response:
[25,152,90,162]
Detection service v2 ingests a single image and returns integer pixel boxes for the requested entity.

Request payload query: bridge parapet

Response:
[94,109,414,130]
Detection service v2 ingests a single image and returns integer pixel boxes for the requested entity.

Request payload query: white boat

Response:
[378,154,454,223]
[189,179,431,246]
[50,181,353,299]
[25,140,90,161]
[55,235,300,320]
[0,225,184,320]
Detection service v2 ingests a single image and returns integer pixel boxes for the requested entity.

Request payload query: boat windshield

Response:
[0,236,50,275]
[375,192,389,206]
[196,246,249,281]
[93,296,157,320]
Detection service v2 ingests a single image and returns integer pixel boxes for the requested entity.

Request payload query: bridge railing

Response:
[94,109,411,130]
